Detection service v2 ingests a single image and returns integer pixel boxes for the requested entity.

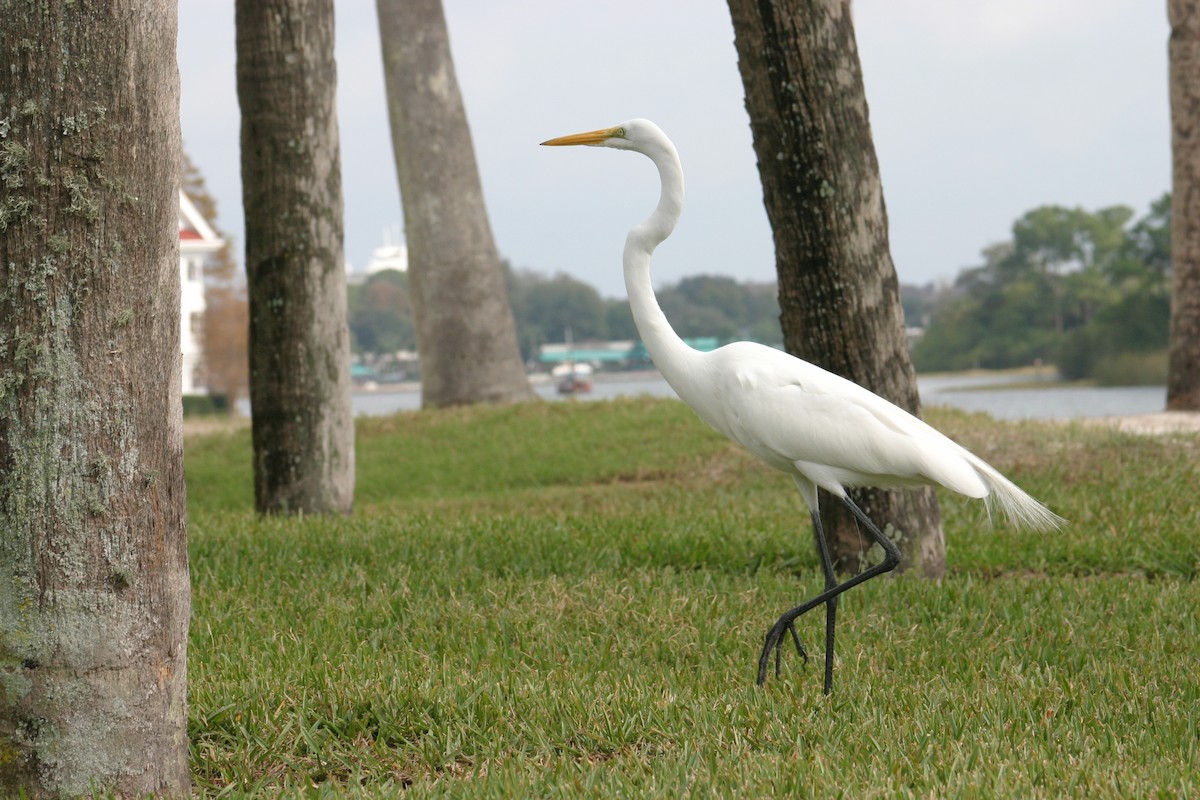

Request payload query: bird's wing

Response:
[704,344,989,498]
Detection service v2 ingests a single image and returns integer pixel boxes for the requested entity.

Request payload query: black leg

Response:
[756,495,901,689]
[812,510,839,695]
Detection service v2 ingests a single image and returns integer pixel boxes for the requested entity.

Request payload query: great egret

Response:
[542,119,1063,693]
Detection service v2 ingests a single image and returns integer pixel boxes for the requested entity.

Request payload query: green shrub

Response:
[183,393,229,417]
[1092,350,1168,386]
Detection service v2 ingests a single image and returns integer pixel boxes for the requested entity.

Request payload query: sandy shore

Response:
[1084,411,1200,435]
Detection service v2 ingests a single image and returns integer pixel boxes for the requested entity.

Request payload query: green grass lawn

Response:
[184,398,1200,798]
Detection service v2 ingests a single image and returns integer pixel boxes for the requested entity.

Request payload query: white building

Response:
[365,228,408,274]
[178,191,223,395]
[347,226,409,286]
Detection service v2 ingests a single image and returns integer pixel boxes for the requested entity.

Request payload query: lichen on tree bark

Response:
[0,3,191,796]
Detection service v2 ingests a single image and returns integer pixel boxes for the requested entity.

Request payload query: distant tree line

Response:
[910,195,1171,383]
[348,267,784,363]
[347,268,415,356]
[349,195,1170,384]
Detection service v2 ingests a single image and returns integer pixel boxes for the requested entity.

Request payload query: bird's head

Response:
[541,119,668,156]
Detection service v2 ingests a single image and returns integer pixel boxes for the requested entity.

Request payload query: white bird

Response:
[542,119,1063,694]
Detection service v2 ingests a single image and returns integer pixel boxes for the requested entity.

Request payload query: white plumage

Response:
[543,118,1063,692]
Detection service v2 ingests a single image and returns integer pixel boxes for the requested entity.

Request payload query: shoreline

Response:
[1082,410,1200,434]
[185,366,1200,438]
[351,368,666,395]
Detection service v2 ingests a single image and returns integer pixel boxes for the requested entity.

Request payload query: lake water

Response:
[344,371,1167,421]
[915,374,1166,420]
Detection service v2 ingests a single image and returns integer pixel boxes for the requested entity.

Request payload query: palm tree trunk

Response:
[0,3,191,794]
[237,0,357,513]
[1168,0,1200,410]
[376,0,535,408]
[728,0,945,576]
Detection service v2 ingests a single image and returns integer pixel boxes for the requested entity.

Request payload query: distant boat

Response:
[552,326,593,394]
[552,361,593,395]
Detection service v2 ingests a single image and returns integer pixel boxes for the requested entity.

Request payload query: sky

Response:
[179,1,1170,300]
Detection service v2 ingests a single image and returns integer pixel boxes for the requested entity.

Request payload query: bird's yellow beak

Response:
[540,126,623,147]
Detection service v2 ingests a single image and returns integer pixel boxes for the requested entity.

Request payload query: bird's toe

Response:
[756,618,808,685]
[785,621,809,666]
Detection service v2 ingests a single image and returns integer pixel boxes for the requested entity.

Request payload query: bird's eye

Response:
[614,127,626,139]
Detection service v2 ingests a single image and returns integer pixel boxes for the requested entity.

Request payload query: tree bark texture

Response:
[0,2,191,796]
[728,0,945,577]
[376,0,535,408]
[1169,0,1200,410]
[236,0,356,513]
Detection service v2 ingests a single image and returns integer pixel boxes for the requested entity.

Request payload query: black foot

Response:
[755,616,807,685]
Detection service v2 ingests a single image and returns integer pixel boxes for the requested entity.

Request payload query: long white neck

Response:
[623,139,700,390]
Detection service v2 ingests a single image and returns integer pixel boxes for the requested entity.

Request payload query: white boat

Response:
[552,361,593,394]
